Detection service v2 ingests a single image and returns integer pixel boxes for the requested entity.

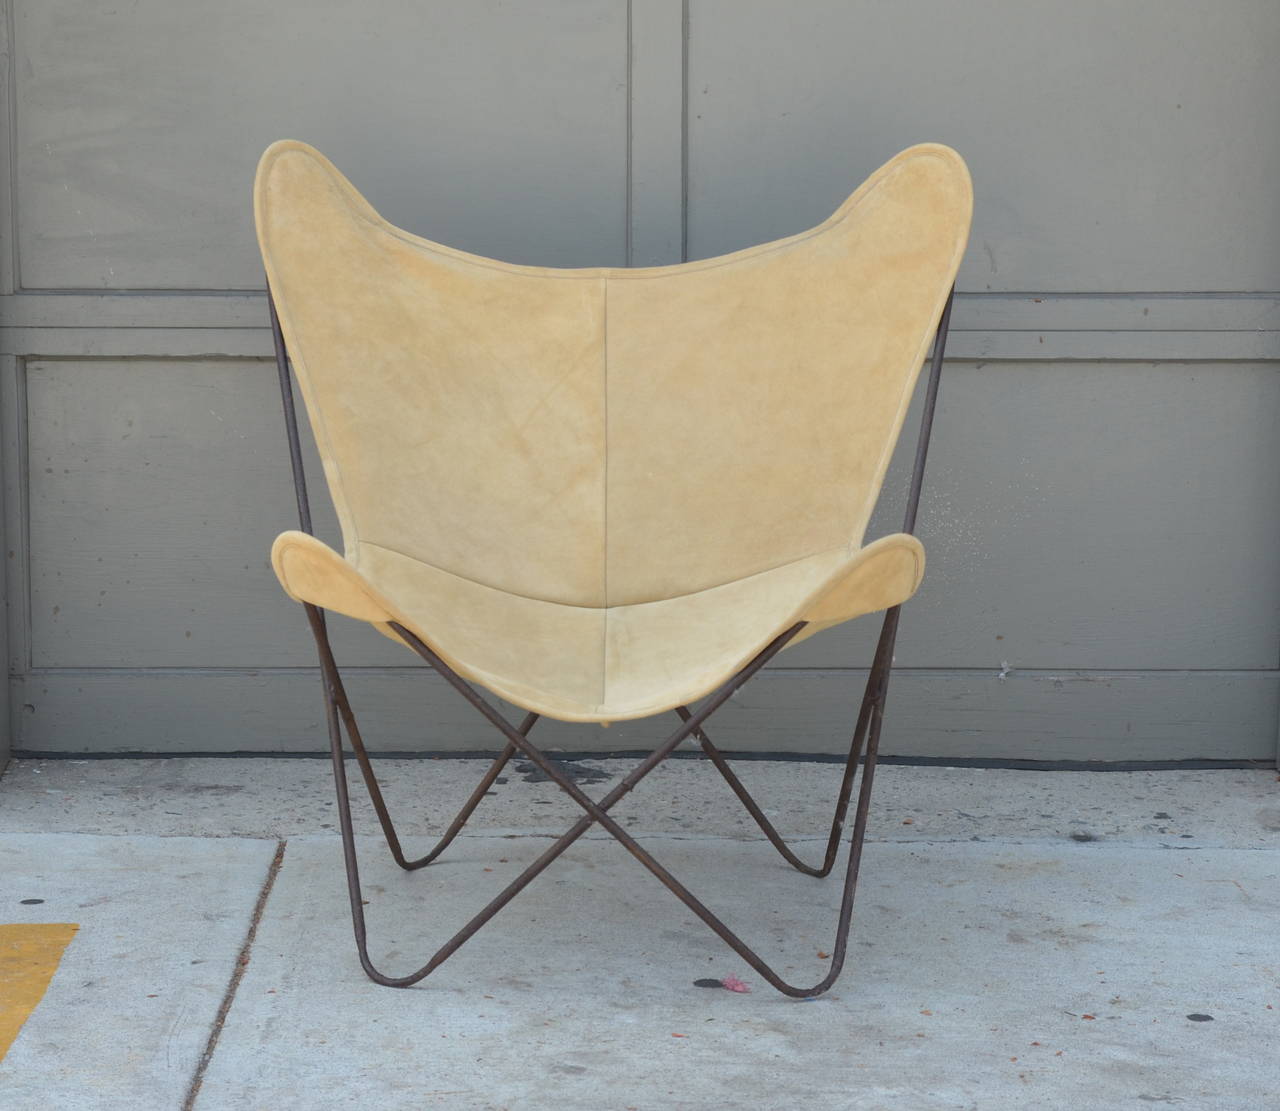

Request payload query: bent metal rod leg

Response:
[390,618,894,997]
[324,643,536,871]
[389,618,896,998]
[676,613,887,879]
[323,606,886,996]
[320,614,807,991]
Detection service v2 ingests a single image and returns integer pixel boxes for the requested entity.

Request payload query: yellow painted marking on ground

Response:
[0,924,79,1061]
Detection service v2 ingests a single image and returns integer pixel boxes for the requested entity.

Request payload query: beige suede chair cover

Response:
[256,141,971,724]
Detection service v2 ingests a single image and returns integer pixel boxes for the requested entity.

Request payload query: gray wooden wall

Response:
[2,0,1278,762]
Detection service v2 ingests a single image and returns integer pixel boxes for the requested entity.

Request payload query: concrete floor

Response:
[1,756,1277,1109]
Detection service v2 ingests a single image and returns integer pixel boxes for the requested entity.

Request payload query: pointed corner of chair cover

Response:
[850,141,971,212]
[856,141,971,219]
[255,138,378,244]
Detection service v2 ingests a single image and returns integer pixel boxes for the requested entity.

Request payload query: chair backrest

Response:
[256,141,971,608]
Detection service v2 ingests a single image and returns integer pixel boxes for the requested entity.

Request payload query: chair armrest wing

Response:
[271,531,396,624]
[791,533,926,646]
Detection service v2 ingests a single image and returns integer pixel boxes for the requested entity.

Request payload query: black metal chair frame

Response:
[268,284,955,998]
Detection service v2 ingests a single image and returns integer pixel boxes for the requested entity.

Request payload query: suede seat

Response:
[257,141,971,724]
[272,529,923,722]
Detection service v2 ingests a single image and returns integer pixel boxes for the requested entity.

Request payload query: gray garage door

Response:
[2,1,1277,763]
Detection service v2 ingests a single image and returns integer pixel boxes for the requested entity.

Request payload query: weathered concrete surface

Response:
[0,833,276,1110]
[2,757,1277,848]
[195,834,1279,1111]
[0,761,1276,1109]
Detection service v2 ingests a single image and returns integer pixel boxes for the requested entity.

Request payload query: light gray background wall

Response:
[2,1,1278,762]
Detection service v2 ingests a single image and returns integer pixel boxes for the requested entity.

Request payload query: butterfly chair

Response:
[256,139,971,998]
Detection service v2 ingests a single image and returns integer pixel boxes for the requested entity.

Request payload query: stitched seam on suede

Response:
[358,539,851,610]
[359,541,602,608]
[600,275,609,710]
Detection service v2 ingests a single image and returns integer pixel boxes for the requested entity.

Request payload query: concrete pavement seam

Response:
[182,838,287,1111]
